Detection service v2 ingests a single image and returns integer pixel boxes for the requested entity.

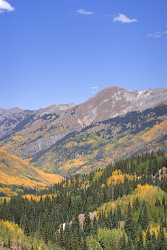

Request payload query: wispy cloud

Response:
[0,0,14,13]
[113,13,138,24]
[147,30,167,39]
[77,9,94,16]
[90,85,99,94]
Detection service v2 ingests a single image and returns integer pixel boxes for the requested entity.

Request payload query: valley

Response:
[1,0,166,248]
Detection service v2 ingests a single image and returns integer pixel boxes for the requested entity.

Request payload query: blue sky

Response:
[0,0,167,109]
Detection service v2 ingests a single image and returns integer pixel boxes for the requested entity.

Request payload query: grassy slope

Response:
[0,148,63,194]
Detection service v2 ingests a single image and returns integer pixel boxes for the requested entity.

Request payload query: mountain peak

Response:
[95,86,126,96]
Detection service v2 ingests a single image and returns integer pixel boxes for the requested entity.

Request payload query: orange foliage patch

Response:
[142,120,167,142]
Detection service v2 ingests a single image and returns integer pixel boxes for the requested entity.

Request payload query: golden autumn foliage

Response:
[0,148,63,190]
[106,170,137,186]
[35,168,64,185]
[23,194,56,202]
[0,220,57,250]
[96,184,167,217]
[141,120,167,142]
[146,224,160,239]
[141,224,167,242]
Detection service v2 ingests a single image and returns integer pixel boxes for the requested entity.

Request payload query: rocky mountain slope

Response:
[0,86,167,175]
[34,104,167,175]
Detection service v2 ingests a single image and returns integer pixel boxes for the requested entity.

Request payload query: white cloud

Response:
[113,13,138,24]
[0,0,14,13]
[148,30,167,39]
[77,9,94,16]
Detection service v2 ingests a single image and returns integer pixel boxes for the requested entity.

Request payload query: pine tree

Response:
[138,202,149,230]
[125,204,135,239]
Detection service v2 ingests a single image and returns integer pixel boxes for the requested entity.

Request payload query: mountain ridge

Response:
[34,104,167,175]
[0,86,167,175]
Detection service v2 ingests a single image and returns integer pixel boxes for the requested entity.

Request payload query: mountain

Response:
[72,86,167,124]
[0,148,63,196]
[34,104,167,175]
[0,107,33,140]
[1,87,167,175]
[0,104,74,141]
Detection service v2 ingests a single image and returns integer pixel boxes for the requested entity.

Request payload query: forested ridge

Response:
[0,152,167,249]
